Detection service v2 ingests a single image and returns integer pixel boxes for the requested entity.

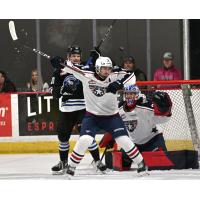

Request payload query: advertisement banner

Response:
[18,94,59,136]
[0,94,12,137]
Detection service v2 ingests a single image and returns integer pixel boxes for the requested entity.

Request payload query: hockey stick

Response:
[96,19,117,50]
[9,21,51,60]
[86,19,117,66]
[100,146,108,162]
[60,62,108,87]
[9,21,108,87]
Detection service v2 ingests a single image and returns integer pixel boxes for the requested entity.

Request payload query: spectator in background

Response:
[122,56,147,81]
[27,69,49,92]
[121,56,147,95]
[154,52,182,81]
[0,70,17,93]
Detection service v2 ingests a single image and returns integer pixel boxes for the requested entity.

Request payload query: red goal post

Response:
[136,80,200,157]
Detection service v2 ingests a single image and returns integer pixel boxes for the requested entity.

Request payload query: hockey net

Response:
[136,80,200,154]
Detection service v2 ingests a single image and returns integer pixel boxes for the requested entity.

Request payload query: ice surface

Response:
[0,153,200,180]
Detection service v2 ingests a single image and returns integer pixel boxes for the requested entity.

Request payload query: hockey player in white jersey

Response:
[119,84,172,152]
[60,56,147,176]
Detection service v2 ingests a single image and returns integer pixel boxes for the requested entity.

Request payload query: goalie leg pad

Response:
[112,150,132,171]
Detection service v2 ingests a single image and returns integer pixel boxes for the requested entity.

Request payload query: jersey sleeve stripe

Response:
[123,73,135,84]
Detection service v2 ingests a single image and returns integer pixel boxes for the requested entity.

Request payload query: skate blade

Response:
[65,173,74,180]
[96,169,107,175]
[52,171,65,175]
[137,171,150,177]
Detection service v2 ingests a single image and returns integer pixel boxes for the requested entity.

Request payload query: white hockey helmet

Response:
[95,56,113,74]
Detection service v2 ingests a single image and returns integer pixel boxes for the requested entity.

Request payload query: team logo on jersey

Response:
[124,120,138,132]
[63,75,79,89]
[89,83,106,97]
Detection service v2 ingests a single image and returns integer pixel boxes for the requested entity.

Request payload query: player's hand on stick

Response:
[90,47,101,59]
[106,80,123,94]
[50,56,64,69]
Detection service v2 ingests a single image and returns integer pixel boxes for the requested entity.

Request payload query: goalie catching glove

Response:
[152,91,172,116]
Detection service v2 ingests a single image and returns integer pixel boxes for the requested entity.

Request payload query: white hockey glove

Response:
[60,61,74,76]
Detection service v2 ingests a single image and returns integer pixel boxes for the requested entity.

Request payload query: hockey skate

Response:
[93,160,107,173]
[66,165,76,177]
[137,160,149,176]
[51,160,68,175]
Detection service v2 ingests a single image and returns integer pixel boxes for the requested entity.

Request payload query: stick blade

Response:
[9,21,18,41]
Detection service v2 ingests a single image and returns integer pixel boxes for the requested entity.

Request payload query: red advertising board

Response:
[0,94,12,137]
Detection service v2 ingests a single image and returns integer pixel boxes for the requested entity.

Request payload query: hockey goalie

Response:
[101,85,175,170]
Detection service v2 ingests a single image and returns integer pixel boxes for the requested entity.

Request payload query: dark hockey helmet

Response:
[69,45,82,55]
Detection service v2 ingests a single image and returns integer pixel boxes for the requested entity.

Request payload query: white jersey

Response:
[119,103,170,144]
[61,61,136,116]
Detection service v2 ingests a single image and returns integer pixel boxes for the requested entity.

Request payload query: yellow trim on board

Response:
[0,140,194,154]
[166,140,194,151]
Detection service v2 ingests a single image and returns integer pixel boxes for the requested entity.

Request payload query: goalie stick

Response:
[8,20,108,87]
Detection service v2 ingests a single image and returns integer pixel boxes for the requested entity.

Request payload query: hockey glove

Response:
[152,91,172,116]
[88,47,101,66]
[90,47,101,58]
[50,56,64,69]
[106,80,123,94]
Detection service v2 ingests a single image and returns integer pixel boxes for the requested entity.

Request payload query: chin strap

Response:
[94,72,107,81]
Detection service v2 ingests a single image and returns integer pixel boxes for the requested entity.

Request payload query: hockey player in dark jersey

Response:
[49,46,106,174]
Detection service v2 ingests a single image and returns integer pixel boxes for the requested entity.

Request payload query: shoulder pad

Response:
[74,63,84,69]
[81,65,91,70]
[112,67,127,73]
[82,65,95,72]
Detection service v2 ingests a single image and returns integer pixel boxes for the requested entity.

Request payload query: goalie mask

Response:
[95,57,113,78]
[124,85,141,106]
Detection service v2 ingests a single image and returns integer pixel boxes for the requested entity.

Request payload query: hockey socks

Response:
[70,150,84,166]
[69,135,94,168]
[88,141,100,162]
[59,141,69,161]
